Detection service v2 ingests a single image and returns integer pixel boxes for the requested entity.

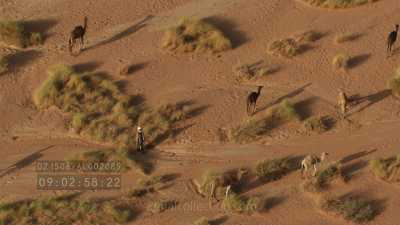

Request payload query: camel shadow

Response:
[22,18,58,40]
[203,16,248,48]
[264,195,286,211]
[209,216,229,225]
[0,145,54,178]
[257,83,312,113]
[348,53,371,69]
[85,15,153,51]
[347,89,391,116]
[340,149,377,164]
[341,160,368,179]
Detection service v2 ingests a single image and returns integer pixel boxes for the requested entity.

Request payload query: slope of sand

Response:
[1,0,400,224]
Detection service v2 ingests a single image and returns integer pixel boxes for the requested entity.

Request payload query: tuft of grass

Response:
[268,38,302,58]
[319,195,377,223]
[302,163,343,192]
[369,155,400,182]
[147,200,176,213]
[162,18,232,54]
[228,99,299,143]
[388,68,400,98]
[334,32,359,44]
[301,0,379,9]
[332,54,350,70]
[197,170,225,199]
[193,217,210,225]
[0,193,136,225]
[255,157,296,181]
[0,21,27,48]
[223,193,264,214]
[129,174,174,197]
[29,32,44,45]
[296,30,323,43]
[303,116,328,133]
[118,64,131,76]
[0,56,8,74]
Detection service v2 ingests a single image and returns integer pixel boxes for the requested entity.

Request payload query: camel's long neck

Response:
[83,19,88,33]
[257,88,262,96]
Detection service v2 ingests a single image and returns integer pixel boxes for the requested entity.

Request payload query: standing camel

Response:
[387,24,399,56]
[301,152,329,177]
[68,17,88,55]
[247,86,263,116]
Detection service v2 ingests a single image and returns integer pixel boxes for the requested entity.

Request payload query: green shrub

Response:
[319,195,377,223]
[29,32,44,45]
[268,38,302,58]
[334,32,359,43]
[162,18,232,54]
[255,157,295,181]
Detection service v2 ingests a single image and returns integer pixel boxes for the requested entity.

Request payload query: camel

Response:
[387,24,399,56]
[247,86,263,116]
[338,90,348,117]
[209,168,249,200]
[301,152,329,177]
[68,17,88,55]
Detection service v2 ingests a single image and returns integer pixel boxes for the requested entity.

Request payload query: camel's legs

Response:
[225,185,231,198]
[312,164,317,177]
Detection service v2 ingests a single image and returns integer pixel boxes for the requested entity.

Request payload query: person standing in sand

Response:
[137,126,145,154]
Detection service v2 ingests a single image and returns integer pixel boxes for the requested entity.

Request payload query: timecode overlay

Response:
[36,160,122,190]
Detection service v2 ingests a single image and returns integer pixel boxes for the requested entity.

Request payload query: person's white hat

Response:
[137,126,142,131]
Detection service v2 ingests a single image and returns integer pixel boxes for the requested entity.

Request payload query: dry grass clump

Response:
[268,38,302,58]
[0,193,135,225]
[228,99,299,143]
[334,32,359,44]
[295,30,323,43]
[0,20,44,48]
[388,68,400,98]
[332,54,350,70]
[223,193,264,214]
[303,116,328,133]
[193,217,210,225]
[162,18,232,54]
[301,0,378,9]
[234,63,274,82]
[147,200,177,213]
[255,157,296,181]
[369,155,400,182]
[0,56,8,74]
[33,64,140,148]
[0,21,27,48]
[318,195,377,223]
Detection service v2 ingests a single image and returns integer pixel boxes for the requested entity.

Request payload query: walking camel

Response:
[68,17,88,55]
[301,152,329,178]
[247,86,263,116]
[387,24,399,56]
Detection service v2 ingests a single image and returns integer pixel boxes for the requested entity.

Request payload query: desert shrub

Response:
[334,32,359,43]
[229,99,299,143]
[0,21,27,48]
[0,194,135,225]
[162,18,231,54]
[303,116,328,133]
[147,200,176,213]
[388,68,400,97]
[332,54,350,70]
[129,174,174,197]
[193,217,210,225]
[296,30,323,43]
[197,170,225,198]
[302,163,343,193]
[33,64,140,148]
[369,155,400,182]
[29,32,44,45]
[255,157,296,181]
[319,195,377,223]
[268,38,302,58]
[0,56,8,74]
[234,62,274,82]
[223,193,264,214]
[301,0,378,8]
